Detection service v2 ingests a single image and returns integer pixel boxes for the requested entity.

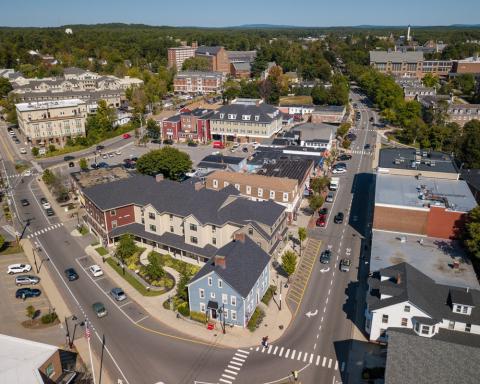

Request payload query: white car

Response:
[89,265,104,277]
[20,148,27,154]
[41,201,51,210]
[7,264,32,275]
[332,168,347,174]
[115,150,121,155]
[108,153,114,157]
[102,154,108,159]
[23,169,32,177]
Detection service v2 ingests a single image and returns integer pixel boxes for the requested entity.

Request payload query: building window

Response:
[223,181,229,188]
[462,306,468,314]
[212,225,216,233]
[149,224,156,232]
[110,210,116,216]
[224,308,229,319]
[190,223,197,231]
[448,321,455,330]
[465,323,471,332]
[222,293,228,304]
[170,226,174,233]
[213,179,218,188]
[169,214,173,221]
[200,302,206,312]
[190,236,198,244]
[148,212,155,220]
[231,296,237,306]
[235,183,240,190]
[283,192,289,202]
[269,190,275,199]
[404,305,410,312]
[210,292,216,299]
[231,310,237,321]
[401,318,408,327]
[258,188,263,197]
[248,228,253,235]
[208,277,212,286]
[45,363,55,378]
[455,305,462,313]
[199,289,205,299]
[246,185,251,194]
[212,237,217,245]
[382,314,388,324]
[218,279,223,288]
[415,322,420,332]
[112,220,117,229]
[421,325,430,335]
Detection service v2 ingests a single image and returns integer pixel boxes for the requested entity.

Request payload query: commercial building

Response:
[447,104,480,127]
[195,46,230,74]
[451,56,480,75]
[365,262,480,342]
[205,170,301,222]
[210,99,282,141]
[311,105,346,124]
[277,105,315,117]
[197,155,247,174]
[16,99,87,147]
[290,122,337,151]
[162,108,213,143]
[167,42,198,70]
[173,71,225,94]
[81,174,287,260]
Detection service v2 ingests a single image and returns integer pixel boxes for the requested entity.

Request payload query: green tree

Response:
[182,57,211,71]
[136,147,192,180]
[0,77,12,97]
[115,234,137,263]
[336,123,350,138]
[342,139,352,149]
[281,250,298,278]
[422,73,439,88]
[327,74,349,106]
[311,84,328,105]
[454,74,475,96]
[456,120,480,168]
[464,206,480,260]
[310,176,330,194]
[146,119,160,139]
[176,264,191,302]
[0,234,5,250]
[26,305,36,320]
[31,147,39,157]
[298,227,307,257]
[145,252,165,281]
[86,99,116,136]
[308,194,325,212]
[42,169,57,186]
[79,158,88,171]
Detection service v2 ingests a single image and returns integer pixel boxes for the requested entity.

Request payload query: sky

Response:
[1,0,479,28]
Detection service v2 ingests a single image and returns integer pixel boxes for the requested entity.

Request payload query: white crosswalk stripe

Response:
[335,360,338,370]
[219,379,232,384]
[218,349,251,383]
[27,223,64,239]
[279,347,284,357]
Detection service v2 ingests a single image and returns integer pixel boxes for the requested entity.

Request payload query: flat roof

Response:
[371,229,480,289]
[292,122,337,142]
[378,148,459,174]
[16,99,85,111]
[375,173,476,213]
[71,166,132,189]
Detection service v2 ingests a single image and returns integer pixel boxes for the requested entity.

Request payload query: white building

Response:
[365,263,480,343]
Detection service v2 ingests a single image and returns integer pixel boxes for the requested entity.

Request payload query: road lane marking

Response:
[291,350,296,359]
[321,316,324,322]
[335,361,338,370]
[279,347,284,356]
[232,357,245,363]
[224,370,238,376]
[228,365,240,371]
[323,357,327,367]
[341,362,345,372]
[235,351,248,358]
[285,349,290,358]
[303,353,308,362]
[328,358,332,368]
[326,297,329,304]
[255,346,259,352]
[135,315,149,323]
[316,355,321,366]
[313,343,317,350]
[310,354,314,364]
[237,349,249,355]
[118,301,132,308]
[219,379,232,384]
[267,345,273,354]
[297,352,302,360]
[273,346,278,355]
[229,361,243,367]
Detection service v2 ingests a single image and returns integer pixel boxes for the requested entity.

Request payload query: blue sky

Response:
[1,0,478,27]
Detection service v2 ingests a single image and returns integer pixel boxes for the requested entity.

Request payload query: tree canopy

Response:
[182,56,210,71]
[136,147,192,180]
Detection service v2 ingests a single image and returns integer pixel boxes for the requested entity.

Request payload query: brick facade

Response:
[105,205,136,232]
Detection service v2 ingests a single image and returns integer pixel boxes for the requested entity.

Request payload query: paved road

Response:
[0,89,377,384]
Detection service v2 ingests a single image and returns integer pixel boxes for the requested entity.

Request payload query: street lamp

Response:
[217,304,226,334]
[65,315,85,349]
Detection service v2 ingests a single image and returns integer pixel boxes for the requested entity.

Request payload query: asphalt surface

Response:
[0,89,378,384]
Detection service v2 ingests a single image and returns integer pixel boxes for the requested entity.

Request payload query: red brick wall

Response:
[85,196,106,230]
[105,205,135,232]
[426,206,465,239]
[162,120,180,139]
[373,206,429,235]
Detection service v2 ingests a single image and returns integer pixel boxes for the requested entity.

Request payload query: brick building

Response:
[451,56,480,75]
[311,105,346,124]
[162,108,213,143]
[167,42,197,70]
[173,71,225,94]
[195,46,230,74]
[447,104,480,127]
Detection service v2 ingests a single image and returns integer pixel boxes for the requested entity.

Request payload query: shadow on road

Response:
[348,172,376,237]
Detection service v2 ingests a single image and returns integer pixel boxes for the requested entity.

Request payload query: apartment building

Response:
[447,104,480,127]
[210,98,282,141]
[16,99,87,147]
[173,71,225,94]
[167,42,198,70]
[205,171,301,222]
[162,108,213,143]
[195,46,230,74]
[403,85,436,101]
[81,174,287,262]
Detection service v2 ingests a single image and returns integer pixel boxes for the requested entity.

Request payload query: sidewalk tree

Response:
[42,169,56,186]
[281,250,298,277]
[176,264,191,302]
[0,234,5,251]
[337,122,350,138]
[136,147,192,180]
[79,158,88,171]
[26,305,36,320]
[115,234,137,263]
[308,194,324,212]
[298,227,307,257]
[342,138,352,150]
[146,118,160,139]
[310,176,330,194]
[31,147,39,157]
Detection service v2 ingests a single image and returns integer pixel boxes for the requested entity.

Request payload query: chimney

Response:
[396,273,402,285]
[234,233,246,243]
[214,255,226,269]
[155,173,164,182]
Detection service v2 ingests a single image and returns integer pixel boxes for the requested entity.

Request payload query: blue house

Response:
[187,234,270,327]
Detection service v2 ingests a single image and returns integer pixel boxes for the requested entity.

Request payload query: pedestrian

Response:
[292,370,299,381]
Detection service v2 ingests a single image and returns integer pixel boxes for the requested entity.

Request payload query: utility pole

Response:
[279,283,282,311]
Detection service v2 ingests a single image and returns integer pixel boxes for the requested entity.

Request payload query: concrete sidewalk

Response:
[85,245,293,349]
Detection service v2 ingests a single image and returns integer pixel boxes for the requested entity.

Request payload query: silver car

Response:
[15,275,40,286]
[110,287,127,301]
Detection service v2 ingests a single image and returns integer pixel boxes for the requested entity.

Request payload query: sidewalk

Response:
[85,245,293,348]
[21,239,114,384]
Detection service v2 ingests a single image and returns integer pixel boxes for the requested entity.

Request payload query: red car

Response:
[122,133,131,139]
[316,217,326,227]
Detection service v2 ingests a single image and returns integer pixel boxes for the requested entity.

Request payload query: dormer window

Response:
[220,113,224,119]
[242,115,251,121]
[255,115,260,121]
[228,114,236,120]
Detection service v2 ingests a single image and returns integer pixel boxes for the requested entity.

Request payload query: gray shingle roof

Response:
[370,50,424,63]
[195,46,222,56]
[189,237,270,297]
[292,122,337,142]
[385,328,480,384]
[368,263,480,324]
[83,174,285,228]
[211,103,280,124]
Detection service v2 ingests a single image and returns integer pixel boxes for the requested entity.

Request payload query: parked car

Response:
[364,143,371,150]
[318,207,328,216]
[122,133,131,139]
[92,302,108,318]
[102,154,108,159]
[20,148,27,154]
[187,141,198,147]
[334,212,344,224]
[316,216,326,227]
[64,155,75,161]
[20,199,29,206]
[46,208,55,216]
[242,147,249,153]
[68,162,75,168]
[320,250,331,264]
[335,162,347,170]
[97,162,109,169]
[212,141,225,149]
[15,275,40,286]
[369,117,374,122]
[64,268,79,281]
[340,258,351,272]
[326,192,335,203]
[163,139,173,145]
[151,139,161,144]
[337,154,352,161]
[16,288,41,299]
[91,163,98,169]
[7,264,32,274]
[332,168,347,174]
[110,287,127,302]
[115,150,122,155]
[89,265,104,277]
[96,145,105,150]
[40,198,50,209]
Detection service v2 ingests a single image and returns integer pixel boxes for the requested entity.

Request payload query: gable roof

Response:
[189,237,270,297]
[211,103,280,124]
[195,46,223,56]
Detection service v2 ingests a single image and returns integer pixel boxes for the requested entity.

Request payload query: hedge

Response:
[95,247,109,256]
[190,311,207,324]
[261,285,277,305]
[177,301,190,317]
[247,307,265,332]
[41,312,58,324]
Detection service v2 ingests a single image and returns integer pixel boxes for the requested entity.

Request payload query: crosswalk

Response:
[250,345,345,372]
[219,349,250,384]
[27,223,64,238]
[350,150,373,156]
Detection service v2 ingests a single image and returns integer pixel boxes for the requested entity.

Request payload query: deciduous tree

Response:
[281,250,298,278]
[136,147,192,180]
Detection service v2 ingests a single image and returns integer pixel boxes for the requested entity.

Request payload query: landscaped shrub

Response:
[163,299,172,310]
[95,247,108,256]
[190,311,207,324]
[177,301,190,317]
[261,285,277,305]
[40,312,58,324]
[247,307,265,332]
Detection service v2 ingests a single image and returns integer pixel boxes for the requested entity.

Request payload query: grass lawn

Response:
[0,243,23,255]
[105,257,165,296]
[95,247,109,256]
[79,226,89,236]
[279,95,313,105]
[148,251,200,275]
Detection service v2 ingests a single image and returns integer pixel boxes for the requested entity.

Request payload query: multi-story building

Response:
[422,60,453,76]
[16,99,87,147]
[447,104,480,127]
[291,122,337,151]
[195,46,230,74]
[80,174,287,260]
[173,71,225,94]
[226,50,257,64]
[403,85,436,101]
[451,56,480,75]
[230,62,251,79]
[167,42,198,70]
[365,262,480,342]
[311,105,346,124]
[162,108,213,143]
[205,170,301,223]
[210,98,282,141]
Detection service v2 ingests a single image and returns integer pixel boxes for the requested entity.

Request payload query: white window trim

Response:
[210,292,216,299]
[218,279,223,288]
[199,288,205,299]
[231,295,237,306]
[207,277,212,286]
[222,293,228,304]
[231,310,237,320]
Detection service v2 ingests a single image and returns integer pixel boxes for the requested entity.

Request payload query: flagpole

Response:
[86,322,97,384]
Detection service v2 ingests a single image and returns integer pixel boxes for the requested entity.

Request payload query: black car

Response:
[320,250,331,264]
[130,157,138,162]
[64,268,79,281]
[187,141,198,147]
[68,161,75,168]
[20,199,29,206]
[64,155,75,161]
[151,139,161,144]
[163,139,173,145]
[96,145,105,150]
[97,162,109,169]
[242,147,249,153]
[16,288,41,299]
[338,154,352,161]
[318,207,328,216]
[334,212,344,224]
[369,117,374,122]
[46,208,55,216]
[364,143,371,150]
[91,163,98,169]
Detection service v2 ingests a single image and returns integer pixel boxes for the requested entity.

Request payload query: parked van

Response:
[212,141,225,149]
